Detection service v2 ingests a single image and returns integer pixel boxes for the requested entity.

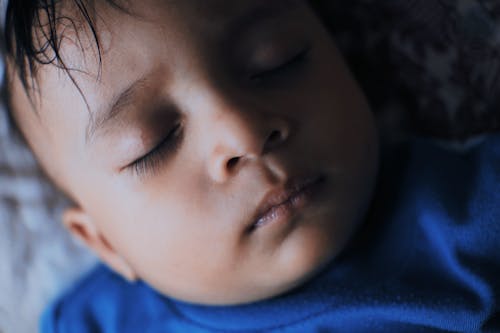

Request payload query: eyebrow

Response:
[86,75,149,143]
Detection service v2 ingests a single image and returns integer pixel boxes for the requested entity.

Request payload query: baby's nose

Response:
[207,104,292,184]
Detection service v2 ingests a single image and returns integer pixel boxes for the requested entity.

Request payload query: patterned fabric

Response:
[314,0,500,141]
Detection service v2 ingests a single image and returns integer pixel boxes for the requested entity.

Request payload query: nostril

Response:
[263,130,284,153]
[268,130,282,143]
[227,156,240,170]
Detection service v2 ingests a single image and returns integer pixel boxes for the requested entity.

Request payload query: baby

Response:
[3,0,499,332]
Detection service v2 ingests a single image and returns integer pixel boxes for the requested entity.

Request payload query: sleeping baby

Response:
[2,0,499,332]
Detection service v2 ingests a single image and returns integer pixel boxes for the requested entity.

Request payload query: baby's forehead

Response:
[32,0,299,80]
[13,0,304,125]
[32,0,300,91]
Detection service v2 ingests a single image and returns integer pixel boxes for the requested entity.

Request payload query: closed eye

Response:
[127,123,182,178]
[250,45,311,81]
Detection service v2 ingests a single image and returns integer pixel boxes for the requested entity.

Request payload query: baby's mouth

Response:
[247,173,326,232]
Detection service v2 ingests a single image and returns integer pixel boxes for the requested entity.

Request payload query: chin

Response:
[166,251,336,307]
[155,220,352,306]
[244,231,343,304]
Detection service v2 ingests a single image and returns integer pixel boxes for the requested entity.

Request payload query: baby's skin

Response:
[7,0,378,305]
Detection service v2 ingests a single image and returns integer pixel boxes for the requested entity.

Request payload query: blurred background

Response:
[0,60,96,332]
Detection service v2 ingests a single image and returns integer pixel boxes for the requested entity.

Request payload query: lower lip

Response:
[253,176,325,230]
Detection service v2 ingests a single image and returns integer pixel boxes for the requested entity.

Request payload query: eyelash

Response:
[129,123,182,177]
[250,45,311,81]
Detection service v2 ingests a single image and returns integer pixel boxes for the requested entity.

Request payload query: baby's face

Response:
[10,0,378,304]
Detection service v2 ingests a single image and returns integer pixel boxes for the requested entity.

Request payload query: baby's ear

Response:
[62,207,138,282]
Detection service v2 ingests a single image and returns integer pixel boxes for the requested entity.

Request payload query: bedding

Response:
[1,1,499,332]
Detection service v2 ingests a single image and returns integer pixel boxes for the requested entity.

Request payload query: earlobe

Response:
[62,207,138,282]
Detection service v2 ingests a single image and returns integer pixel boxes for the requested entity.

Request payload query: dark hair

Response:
[3,0,126,92]
[1,0,126,140]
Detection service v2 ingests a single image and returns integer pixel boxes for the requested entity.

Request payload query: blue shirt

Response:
[41,134,500,332]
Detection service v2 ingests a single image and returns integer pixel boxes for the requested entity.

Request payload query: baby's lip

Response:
[247,173,325,232]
